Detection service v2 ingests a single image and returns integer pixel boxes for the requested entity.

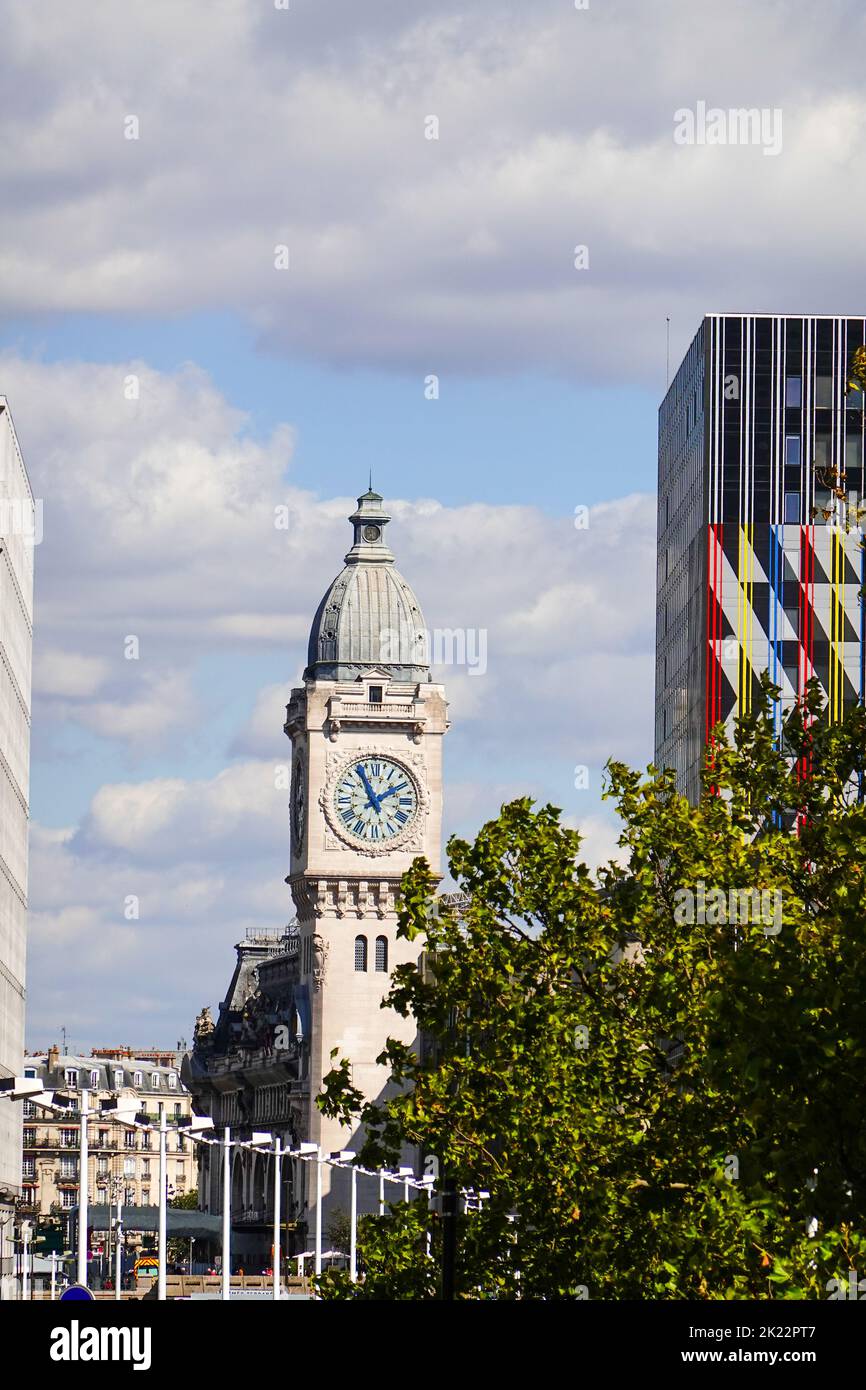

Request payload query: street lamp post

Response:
[272,1136,281,1301]
[114,1193,123,1301]
[157,1104,167,1301]
[222,1126,231,1302]
[330,1151,357,1282]
[350,1162,358,1282]
[398,1165,413,1204]
[22,1223,31,1301]
[77,1087,90,1288]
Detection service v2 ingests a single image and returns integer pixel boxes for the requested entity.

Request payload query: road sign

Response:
[59,1284,94,1301]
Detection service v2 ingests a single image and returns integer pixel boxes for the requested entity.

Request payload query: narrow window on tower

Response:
[375,936,388,973]
[784,492,800,524]
[354,935,368,972]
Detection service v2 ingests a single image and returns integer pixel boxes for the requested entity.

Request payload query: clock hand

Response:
[377,781,408,802]
[356,765,382,812]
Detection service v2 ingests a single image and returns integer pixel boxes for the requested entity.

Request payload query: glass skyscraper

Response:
[656,314,866,801]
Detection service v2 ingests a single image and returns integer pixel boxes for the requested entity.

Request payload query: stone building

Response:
[0,397,35,1299]
[184,489,449,1260]
[20,1047,193,1249]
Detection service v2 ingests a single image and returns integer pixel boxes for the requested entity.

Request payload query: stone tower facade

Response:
[284,490,448,1211]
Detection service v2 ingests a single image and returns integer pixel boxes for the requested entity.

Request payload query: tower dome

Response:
[305,489,430,682]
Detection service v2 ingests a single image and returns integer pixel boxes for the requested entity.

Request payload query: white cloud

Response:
[2,355,655,765]
[10,352,657,1044]
[232,682,297,759]
[33,648,109,699]
[2,1,865,378]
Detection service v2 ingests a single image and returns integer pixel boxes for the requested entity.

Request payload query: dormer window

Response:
[369,685,383,704]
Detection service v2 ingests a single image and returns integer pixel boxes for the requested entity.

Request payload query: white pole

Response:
[51,1248,57,1301]
[222,1127,231,1301]
[158,1105,167,1301]
[404,1175,410,1204]
[22,1227,30,1301]
[272,1137,281,1301]
[77,1088,89,1287]
[350,1164,357,1282]
[378,1169,385,1217]
[314,1147,322,1277]
[114,1195,122,1301]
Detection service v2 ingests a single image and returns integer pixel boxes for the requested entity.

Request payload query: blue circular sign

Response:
[59,1284,94,1301]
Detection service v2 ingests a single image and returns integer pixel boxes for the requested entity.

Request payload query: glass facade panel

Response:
[656,315,866,800]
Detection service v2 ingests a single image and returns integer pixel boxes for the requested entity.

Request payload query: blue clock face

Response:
[333,757,419,843]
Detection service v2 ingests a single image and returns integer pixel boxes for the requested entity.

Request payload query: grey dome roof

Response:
[305,490,430,682]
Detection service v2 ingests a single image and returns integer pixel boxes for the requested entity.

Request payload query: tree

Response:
[168,1189,199,1210]
[167,1187,199,1267]
[325,1206,352,1256]
[317,678,866,1298]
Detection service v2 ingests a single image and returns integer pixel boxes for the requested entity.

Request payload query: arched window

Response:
[354,935,368,972]
[375,936,388,973]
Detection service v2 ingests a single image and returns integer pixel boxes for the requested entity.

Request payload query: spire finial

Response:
[369,467,373,491]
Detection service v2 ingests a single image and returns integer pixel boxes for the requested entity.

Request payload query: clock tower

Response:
[284,489,448,1210]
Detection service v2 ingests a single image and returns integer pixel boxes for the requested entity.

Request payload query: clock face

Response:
[291,754,306,851]
[333,756,419,844]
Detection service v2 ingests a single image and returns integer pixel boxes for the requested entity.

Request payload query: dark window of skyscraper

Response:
[785,377,801,408]
[785,435,801,467]
[816,376,833,409]
[784,492,800,523]
[846,435,863,475]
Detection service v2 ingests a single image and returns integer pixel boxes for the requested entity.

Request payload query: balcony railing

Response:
[342,701,414,716]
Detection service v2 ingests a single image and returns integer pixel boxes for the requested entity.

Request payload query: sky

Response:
[3,0,865,1052]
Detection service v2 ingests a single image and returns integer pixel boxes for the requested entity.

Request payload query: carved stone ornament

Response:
[318,745,430,856]
[194,1005,215,1042]
[312,932,328,992]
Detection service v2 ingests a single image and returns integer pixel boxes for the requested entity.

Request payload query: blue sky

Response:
[2,309,661,513]
[3,0,863,1051]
